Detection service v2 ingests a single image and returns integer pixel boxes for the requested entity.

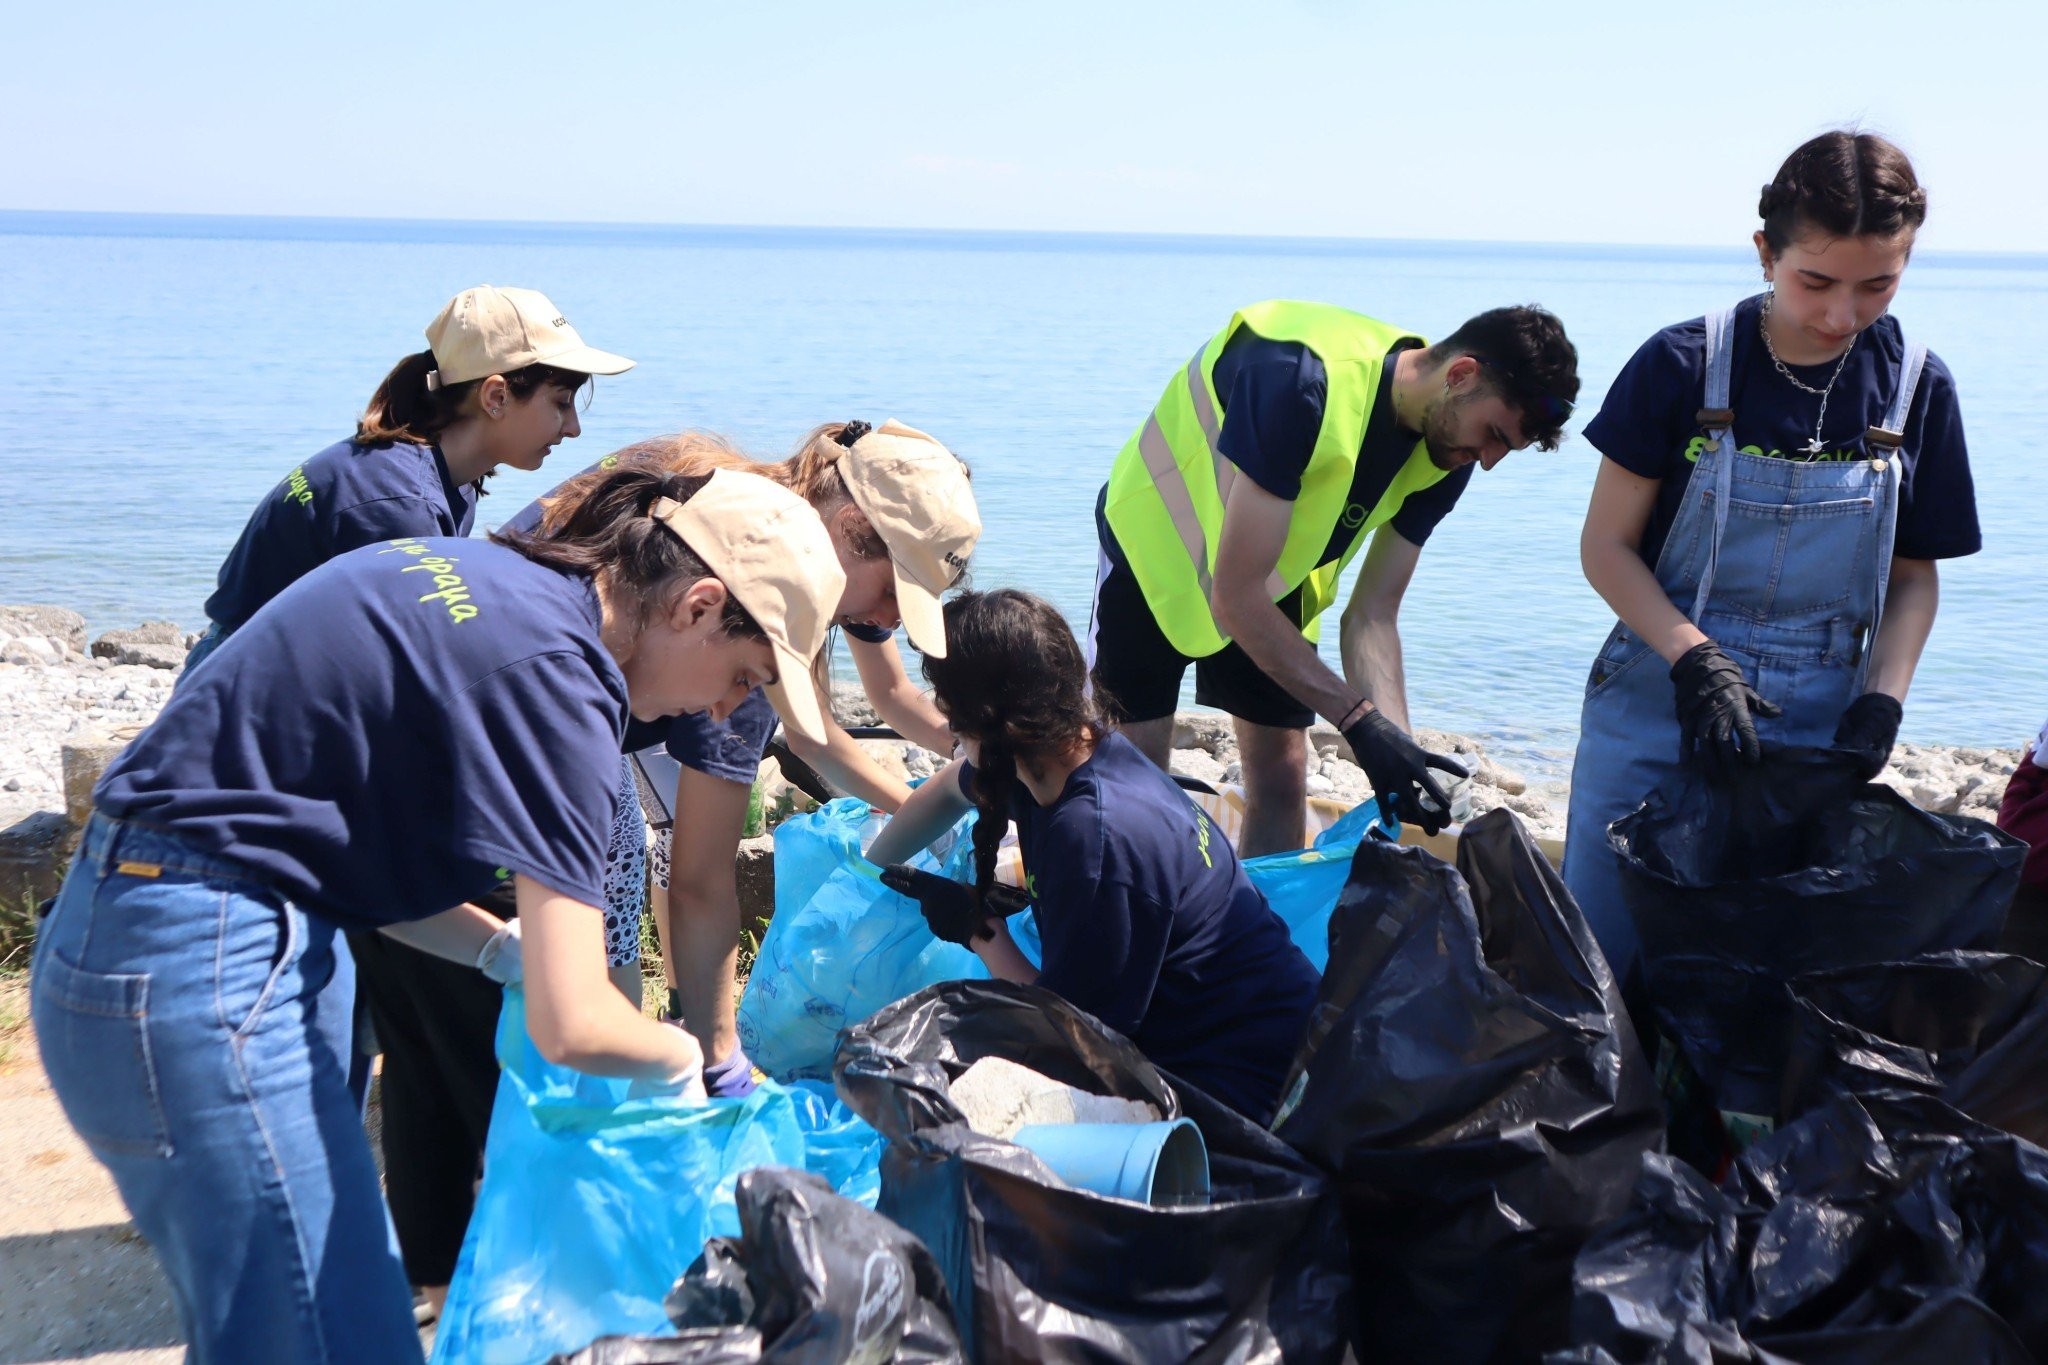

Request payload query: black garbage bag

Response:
[1554,1092,2048,1363]
[1611,746,2023,1135]
[833,978,1353,1364]
[1780,951,2048,1145]
[1272,808,1663,1364]
[553,1167,964,1365]
[667,1167,964,1363]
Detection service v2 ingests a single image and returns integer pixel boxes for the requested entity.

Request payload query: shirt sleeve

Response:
[331,496,448,555]
[445,651,624,908]
[1582,324,1703,481]
[1388,463,1475,546]
[1891,352,1981,560]
[1033,873,1174,1038]
[1213,333,1328,501]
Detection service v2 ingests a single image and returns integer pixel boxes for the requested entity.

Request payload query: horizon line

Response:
[5,207,2045,267]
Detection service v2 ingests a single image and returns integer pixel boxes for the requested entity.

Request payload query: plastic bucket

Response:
[1011,1118,1211,1206]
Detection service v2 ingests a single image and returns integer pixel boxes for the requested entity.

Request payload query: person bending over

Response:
[868,588,1320,1125]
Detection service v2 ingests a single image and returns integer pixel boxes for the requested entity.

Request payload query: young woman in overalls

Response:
[30,464,845,1361]
[1565,130,1981,972]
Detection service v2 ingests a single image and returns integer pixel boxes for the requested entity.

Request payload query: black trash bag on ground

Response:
[553,1168,964,1365]
[1272,808,1663,1364]
[833,978,1353,1364]
[667,1167,963,1363]
[1611,746,2023,1136]
[1553,1092,2048,1364]
[1780,951,2048,1145]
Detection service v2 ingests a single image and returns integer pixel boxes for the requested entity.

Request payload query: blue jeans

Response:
[31,814,422,1363]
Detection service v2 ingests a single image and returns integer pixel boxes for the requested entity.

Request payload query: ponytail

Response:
[357,350,593,449]
[966,739,1019,906]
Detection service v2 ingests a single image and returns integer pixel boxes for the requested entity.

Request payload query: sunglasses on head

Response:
[1470,355,1575,425]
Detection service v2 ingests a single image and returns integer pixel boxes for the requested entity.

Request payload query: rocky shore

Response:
[0,603,2029,910]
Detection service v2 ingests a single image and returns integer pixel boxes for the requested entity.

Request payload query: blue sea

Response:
[3,211,2042,787]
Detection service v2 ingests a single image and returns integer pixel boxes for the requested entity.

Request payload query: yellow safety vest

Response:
[1103,300,1449,657]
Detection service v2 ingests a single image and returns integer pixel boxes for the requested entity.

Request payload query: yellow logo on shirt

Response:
[283,466,314,506]
[1683,435,1857,464]
[1194,812,1213,868]
[380,539,481,624]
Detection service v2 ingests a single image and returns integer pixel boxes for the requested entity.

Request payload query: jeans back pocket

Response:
[32,950,174,1158]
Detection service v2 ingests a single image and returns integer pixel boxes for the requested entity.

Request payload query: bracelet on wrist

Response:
[1337,699,1372,731]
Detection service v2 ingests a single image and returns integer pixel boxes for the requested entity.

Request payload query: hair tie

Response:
[834,420,872,447]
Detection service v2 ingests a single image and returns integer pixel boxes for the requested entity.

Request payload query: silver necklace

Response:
[1760,291,1857,457]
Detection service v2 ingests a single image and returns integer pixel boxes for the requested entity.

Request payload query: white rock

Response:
[3,638,59,666]
[1168,748,1227,786]
[948,1056,1161,1140]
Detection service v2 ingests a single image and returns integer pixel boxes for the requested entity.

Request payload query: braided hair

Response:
[1759,130,1927,256]
[921,589,1107,905]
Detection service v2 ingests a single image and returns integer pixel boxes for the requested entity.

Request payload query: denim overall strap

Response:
[1688,307,1740,623]
[1861,335,1927,662]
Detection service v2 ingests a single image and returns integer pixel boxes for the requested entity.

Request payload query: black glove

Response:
[1833,692,1903,778]
[1340,707,1470,837]
[879,865,1030,946]
[1670,641,1782,781]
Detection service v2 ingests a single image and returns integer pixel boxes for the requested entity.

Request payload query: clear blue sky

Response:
[9,0,2043,252]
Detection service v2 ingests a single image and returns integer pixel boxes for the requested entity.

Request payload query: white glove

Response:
[475,919,523,985]
[625,1019,707,1101]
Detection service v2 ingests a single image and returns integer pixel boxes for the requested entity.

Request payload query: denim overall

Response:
[1563,304,1927,972]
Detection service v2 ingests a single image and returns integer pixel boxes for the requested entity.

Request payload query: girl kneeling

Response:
[868,589,1319,1125]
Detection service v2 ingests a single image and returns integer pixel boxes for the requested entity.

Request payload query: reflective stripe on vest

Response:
[1104,300,1447,657]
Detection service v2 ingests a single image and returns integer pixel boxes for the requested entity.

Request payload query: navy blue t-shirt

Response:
[504,465,889,779]
[968,731,1320,1123]
[100,537,628,929]
[1584,294,1979,567]
[204,438,479,630]
[1210,331,1472,557]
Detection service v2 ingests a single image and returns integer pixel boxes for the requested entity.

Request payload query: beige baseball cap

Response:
[650,470,845,745]
[422,285,635,390]
[834,419,981,658]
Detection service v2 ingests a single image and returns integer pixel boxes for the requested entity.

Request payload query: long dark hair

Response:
[491,464,761,639]
[1760,131,1927,256]
[921,589,1107,905]
[357,349,591,450]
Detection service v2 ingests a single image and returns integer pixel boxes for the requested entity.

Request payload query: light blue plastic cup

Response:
[1011,1118,1211,1206]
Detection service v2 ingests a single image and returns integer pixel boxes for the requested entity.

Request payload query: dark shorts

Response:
[1086,488,1315,731]
[665,687,779,784]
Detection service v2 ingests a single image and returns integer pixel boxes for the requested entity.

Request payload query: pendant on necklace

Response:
[1801,436,1826,456]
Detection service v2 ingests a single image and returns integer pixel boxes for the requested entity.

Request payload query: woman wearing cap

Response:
[31,464,844,1361]
[181,283,632,676]
[516,418,979,1096]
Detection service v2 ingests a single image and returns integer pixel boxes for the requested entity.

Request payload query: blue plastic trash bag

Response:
[740,794,1373,1079]
[432,990,881,1364]
[785,1078,885,1209]
[738,800,990,1081]
[1244,802,1393,971]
